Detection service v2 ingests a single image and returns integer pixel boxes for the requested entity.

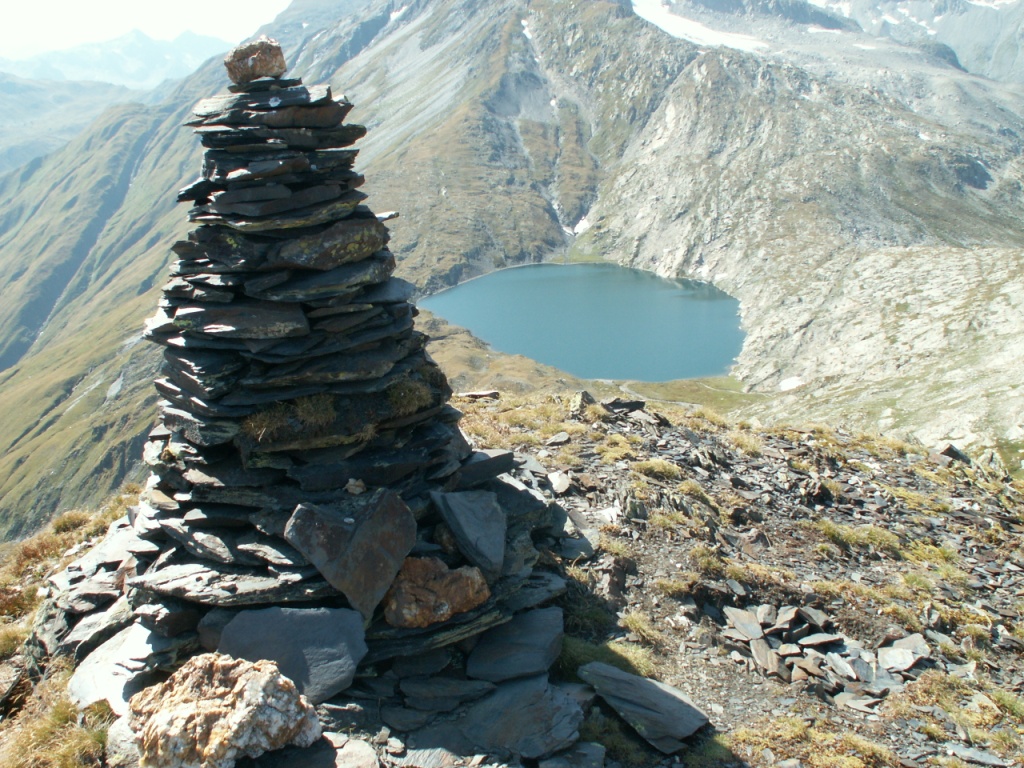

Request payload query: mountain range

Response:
[0,0,1021,538]
[0,30,232,91]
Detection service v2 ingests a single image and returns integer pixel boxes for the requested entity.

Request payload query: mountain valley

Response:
[0,0,1020,537]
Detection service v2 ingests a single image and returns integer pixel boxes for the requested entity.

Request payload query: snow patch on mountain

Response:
[631,0,769,52]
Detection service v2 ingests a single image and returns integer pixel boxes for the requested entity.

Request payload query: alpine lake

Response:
[417,264,744,382]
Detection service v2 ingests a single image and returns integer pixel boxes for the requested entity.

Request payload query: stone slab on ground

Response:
[68,622,197,716]
[408,674,583,760]
[578,661,709,753]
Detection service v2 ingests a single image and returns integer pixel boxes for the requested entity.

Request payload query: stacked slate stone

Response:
[27,40,572,736]
[135,39,480,620]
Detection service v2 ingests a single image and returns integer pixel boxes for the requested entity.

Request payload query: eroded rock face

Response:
[224,36,287,84]
[127,653,320,768]
[383,557,490,629]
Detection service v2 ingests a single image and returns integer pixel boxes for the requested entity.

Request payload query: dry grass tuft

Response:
[620,610,664,646]
[814,519,902,557]
[631,459,682,481]
[725,429,763,456]
[0,662,113,768]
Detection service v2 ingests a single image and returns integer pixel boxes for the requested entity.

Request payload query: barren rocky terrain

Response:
[2,389,1023,767]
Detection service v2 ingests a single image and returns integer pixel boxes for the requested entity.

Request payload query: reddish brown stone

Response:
[224,36,287,84]
[383,557,490,629]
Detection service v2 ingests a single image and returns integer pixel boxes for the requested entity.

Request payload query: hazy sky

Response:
[2,0,293,60]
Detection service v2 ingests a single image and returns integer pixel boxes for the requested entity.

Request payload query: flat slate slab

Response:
[430,491,506,582]
[218,606,367,704]
[68,623,197,716]
[410,675,582,760]
[466,607,563,683]
[400,676,496,712]
[57,596,134,661]
[723,606,763,641]
[284,491,417,619]
[129,561,336,607]
[578,661,709,753]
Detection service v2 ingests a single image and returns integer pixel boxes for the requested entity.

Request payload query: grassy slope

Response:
[0,74,141,175]
[0,70,218,538]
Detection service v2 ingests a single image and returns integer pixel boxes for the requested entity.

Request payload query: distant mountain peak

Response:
[0,29,232,90]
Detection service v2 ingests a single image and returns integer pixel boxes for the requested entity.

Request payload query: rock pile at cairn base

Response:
[127,653,321,768]
[26,40,577,749]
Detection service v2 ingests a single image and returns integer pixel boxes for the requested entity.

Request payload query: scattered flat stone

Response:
[502,571,568,613]
[546,432,570,446]
[381,704,437,733]
[723,606,764,641]
[892,633,931,657]
[578,661,709,753]
[390,747,461,768]
[219,606,367,704]
[284,491,417,619]
[449,675,583,759]
[799,633,843,647]
[775,606,800,626]
[826,652,857,680]
[756,604,777,627]
[105,716,141,768]
[467,607,563,683]
[798,607,829,629]
[392,648,452,679]
[846,697,883,714]
[134,599,204,638]
[539,742,606,768]
[750,638,784,678]
[548,471,572,495]
[58,596,134,660]
[878,646,919,672]
[455,449,517,489]
[947,744,1011,766]
[400,676,496,712]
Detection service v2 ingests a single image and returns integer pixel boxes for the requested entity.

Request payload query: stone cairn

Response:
[25,38,624,763]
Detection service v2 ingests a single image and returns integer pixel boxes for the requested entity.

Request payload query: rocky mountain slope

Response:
[806,0,1024,82]
[0,0,1021,537]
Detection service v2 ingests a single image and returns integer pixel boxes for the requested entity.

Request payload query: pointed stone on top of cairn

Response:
[224,35,287,84]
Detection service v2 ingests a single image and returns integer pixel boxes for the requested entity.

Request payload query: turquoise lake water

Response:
[418,264,744,381]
